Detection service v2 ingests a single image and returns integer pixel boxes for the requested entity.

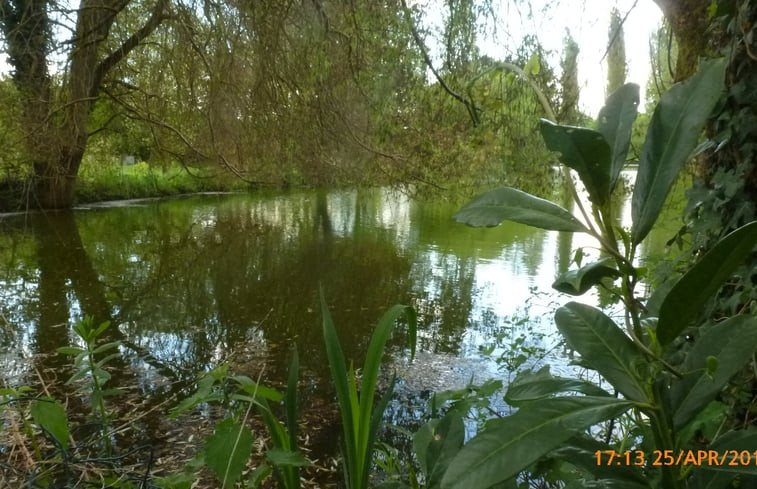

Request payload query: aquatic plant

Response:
[320,289,417,489]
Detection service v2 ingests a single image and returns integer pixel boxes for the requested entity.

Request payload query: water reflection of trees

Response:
[60,193,417,385]
[0,190,561,427]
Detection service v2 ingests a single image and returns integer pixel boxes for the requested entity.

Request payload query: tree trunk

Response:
[2,0,168,209]
[652,0,715,81]
[33,147,86,209]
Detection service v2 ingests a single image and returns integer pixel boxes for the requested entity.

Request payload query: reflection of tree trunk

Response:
[37,213,112,323]
[315,191,333,236]
[35,219,74,383]
[32,212,181,389]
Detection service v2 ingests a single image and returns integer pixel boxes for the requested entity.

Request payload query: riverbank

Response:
[0,162,253,212]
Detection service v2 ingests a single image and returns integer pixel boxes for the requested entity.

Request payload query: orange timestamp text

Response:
[594,450,757,467]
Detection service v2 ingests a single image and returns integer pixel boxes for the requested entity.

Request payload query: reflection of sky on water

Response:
[0,185,682,416]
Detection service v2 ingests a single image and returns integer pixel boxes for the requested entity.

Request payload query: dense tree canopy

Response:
[0,0,568,210]
[0,0,751,211]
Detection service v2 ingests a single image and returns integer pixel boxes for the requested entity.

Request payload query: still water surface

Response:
[0,186,680,442]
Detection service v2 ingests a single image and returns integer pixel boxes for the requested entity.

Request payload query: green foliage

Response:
[320,290,417,489]
[539,120,612,206]
[448,58,756,489]
[632,58,727,243]
[168,356,307,489]
[75,161,247,205]
[441,397,634,489]
[204,418,255,489]
[551,258,620,295]
[558,31,581,124]
[454,187,587,232]
[606,8,628,96]
[59,317,123,451]
[555,303,648,403]
[656,221,757,345]
[30,399,70,451]
[597,83,640,189]
[413,412,464,489]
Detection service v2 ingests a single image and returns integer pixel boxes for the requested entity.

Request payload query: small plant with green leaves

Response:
[1,385,70,471]
[320,290,417,489]
[434,58,757,489]
[164,349,307,489]
[58,317,123,452]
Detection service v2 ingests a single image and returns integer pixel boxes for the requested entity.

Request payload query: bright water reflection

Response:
[0,184,683,434]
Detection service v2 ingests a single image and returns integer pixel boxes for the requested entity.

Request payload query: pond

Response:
[0,185,684,481]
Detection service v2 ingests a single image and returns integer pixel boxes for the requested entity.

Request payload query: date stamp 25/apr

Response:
[595,450,757,467]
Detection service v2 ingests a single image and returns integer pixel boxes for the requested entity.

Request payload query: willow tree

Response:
[0,0,170,209]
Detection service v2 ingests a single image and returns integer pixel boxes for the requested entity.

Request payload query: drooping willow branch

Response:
[400,0,481,126]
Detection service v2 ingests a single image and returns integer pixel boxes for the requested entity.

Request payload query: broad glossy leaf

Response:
[440,397,633,489]
[688,469,739,489]
[414,412,464,488]
[505,366,610,404]
[671,315,757,428]
[553,435,648,485]
[31,399,69,450]
[631,59,726,244]
[695,430,757,476]
[552,258,621,296]
[555,302,648,402]
[204,418,254,489]
[597,83,640,189]
[454,187,587,232]
[540,120,612,206]
[657,221,757,346]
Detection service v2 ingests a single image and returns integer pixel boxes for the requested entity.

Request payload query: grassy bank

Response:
[0,162,252,212]
[75,162,250,203]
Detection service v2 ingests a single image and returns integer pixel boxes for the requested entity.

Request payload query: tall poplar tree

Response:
[606,7,627,96]
[558,30,580,124]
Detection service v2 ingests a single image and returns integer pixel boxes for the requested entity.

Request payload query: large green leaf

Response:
[321,289,416,489]
[440,396,634,489]
[31,399,69,451]
[454,187,587,232]
[540,120,612,206]
[597,83,640,190]
[696,430,757,476]
[552,258,621,296]
[671,315,757,429]
[631,58,726,244]
[204,418,254,489]
[553,435,648,485]
[414,412,465,488]
[657,221,757,346]
[504,366,610,405]
[555,302,648,402]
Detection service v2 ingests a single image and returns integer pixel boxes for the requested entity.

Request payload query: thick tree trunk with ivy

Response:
[0,0,167,209]
[652,0,713,81]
